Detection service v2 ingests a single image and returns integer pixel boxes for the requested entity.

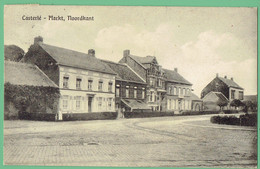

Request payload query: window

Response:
[168,86,172,94]
[108,98,112,110]
[183,88,185,95]
[108,82,113,92]
[76,96,81,110]
[142,88,145,99]
[63,76,69,88]
[98,97,102,110]
[158,79,161,87]
[150,92,154,102]
[173,87,177,95]
[134,87,137,98]
[239,91,243,100]
[62,96,69,109]
[116,88,120,97]
[180,87,182,95]
[187,89,190,95]
[76,78,82,89]
[231,90,235,99]
[88,79,93,90]
[150,78,154,86]
[125,86,129,98]
[98,81,103,91]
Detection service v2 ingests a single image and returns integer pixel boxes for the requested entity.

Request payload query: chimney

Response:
[174,68,178,72]
[123,50,130,57]
[88,49,95,57]
[34,36,43,44]
[231,77,233,81]
[216,73,219,77]
[224,75,227,79]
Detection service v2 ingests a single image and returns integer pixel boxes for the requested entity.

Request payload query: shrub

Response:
[210,114,257,126]
[222,110,239,114]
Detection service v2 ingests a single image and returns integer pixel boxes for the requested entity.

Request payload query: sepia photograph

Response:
[3,5,258,168]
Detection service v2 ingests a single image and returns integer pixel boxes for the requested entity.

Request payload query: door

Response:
[88,97,92,112]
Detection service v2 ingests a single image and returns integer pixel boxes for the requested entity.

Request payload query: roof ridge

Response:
[124,63,146,83]
[40,43,88,56]
[101,59,127,67]
[128,55,147,69]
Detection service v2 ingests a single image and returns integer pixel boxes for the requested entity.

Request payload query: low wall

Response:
[62,112,117,121]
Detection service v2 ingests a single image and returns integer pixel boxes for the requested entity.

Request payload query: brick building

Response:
[101,60,150,117]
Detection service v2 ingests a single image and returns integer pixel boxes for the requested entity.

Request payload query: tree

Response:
[230,99,244,109]
[217,99,228,111]
[4,45,25,62]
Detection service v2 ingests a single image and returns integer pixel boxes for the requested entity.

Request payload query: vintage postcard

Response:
[3,4,257,168]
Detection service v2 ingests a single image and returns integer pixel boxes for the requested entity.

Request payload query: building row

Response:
[4,36,245,120]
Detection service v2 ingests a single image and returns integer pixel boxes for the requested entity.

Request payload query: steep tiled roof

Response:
[101,60,146,84]
[4,61,57,87]
[190,92,202,101]
[38,43,116,75]
[130,55,156,64]
[213,92,229,102]
[218,77,243,89]
[163,68,192,85]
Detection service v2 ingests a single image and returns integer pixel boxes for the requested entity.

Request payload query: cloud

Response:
[95,25,257,96]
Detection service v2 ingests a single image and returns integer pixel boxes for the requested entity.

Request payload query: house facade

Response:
[23,37,117,119]
[101,60,150,116]
[119,50,167,111]
[163,68,193,113]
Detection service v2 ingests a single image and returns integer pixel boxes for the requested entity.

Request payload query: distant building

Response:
[4,61,59,119]
[189,92,203,111]
[163,68,193,113]
[201,74,244,102]
[119,50,194,113]
[23,36,117,119]
[101,60,150,116]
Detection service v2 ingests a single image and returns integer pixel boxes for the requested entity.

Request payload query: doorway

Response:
[88,97,92,112]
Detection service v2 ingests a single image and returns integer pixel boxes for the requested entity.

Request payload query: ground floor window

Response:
[76,96,81,110]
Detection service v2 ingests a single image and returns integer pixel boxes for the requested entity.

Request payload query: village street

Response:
[4,115,257,168]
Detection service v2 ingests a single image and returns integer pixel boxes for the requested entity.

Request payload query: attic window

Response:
[48,61,54,66]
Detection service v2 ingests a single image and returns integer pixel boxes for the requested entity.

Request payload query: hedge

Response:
[210,114,257,126]
[62,112,117,121]
[124,111,175,118]
[18,111,56,121]
[4,82,60,119]
[181,110,220,116]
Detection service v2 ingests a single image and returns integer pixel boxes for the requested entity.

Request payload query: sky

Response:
[4,5,257,96]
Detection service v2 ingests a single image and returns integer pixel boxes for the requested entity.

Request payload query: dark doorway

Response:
[88,97,92,112]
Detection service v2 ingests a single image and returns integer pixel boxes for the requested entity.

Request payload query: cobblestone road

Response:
[4,115,257,168]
